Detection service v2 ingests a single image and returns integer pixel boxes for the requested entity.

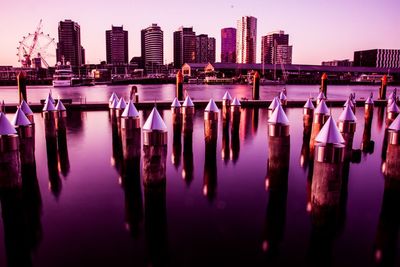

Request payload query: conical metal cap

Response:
[121,100,139,117]
[279,91,287,101]
[0,112,17,135]
[315,100,329,114]
[205,99,219,112]
[116,98,127,109]
[12,108,31,126]
[231,97,241,106]
[304,98,314,109]
[143,107,167,131]
[388,114,400,131]
[45,93,55,104]
[268,104,289,125]
[43,98,56,111]
[365,94,374,104]
[388,101,400,113]
[315,116,345,144]
[183,96,194,107]
[55,99,66,111]
[171,97,181,108]
[20,100,33,115]
[268,97,280,110]
[317,91,326,100]
[109,92,118,103]
[343,98,354,107]
[338,105,357,122]
[222,91,232,101]
[110,98,118,109]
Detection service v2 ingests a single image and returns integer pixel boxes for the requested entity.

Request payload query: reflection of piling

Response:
[222,91,232,121]
[268,97,280,118]
[171,98,182,168]
[204,99,219,143]
[55,100,69,177]
[203,137,217,201]
[379,75,388,100]
[222,119,230,164]
[310,100,329,153]
[338,105,357,158]
[17,71,27,103]
[0,113,21,188]
[303,98,314,136]
[143,107,168,187]
[320,73,328,97]
[253,71,260,100]
[176,70,184,100]
[263,105,290,257]
[121,101,141,161]
[182,125,194,185]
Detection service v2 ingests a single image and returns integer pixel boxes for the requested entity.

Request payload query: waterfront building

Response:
[221,28,236,63]
[236,16,257,64]
[195,35,216,63]
[261,30,292,65]
[141,24,164,74]
[56,19,85,67]
[106,25,129,65]
[173,27,196,68]
[353,49,400,68]
[322,59,352,67]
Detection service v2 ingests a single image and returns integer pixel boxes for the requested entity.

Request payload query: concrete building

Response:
[56,19,85,67]
[354,49,400,68]
[236,16,257,64]
[208,37,216,64]
[174,27,196,68]
[322,59,352,67]
[106,25,129,65]
[141,24,164,73]
[261,31,292,65]
[221,28,236,63]
[195,35,216,63]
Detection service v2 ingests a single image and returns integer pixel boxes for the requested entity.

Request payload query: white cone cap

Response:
[110,98,119,109]
[109,92,117,103]
[365,95,374,104]
[20,100,33,115]
[171,97,181,108]
[343,98,354,107]
[279,91,287,101]
[304,98,314,109]
[388,114,400,131]
[116,98,127,109]
[205,99,219,112]
[12,108,31,126]
[338,105,357,122]
[315,100,329,114]
[143,107,167,131]
[231,97,241,106]
[55,99,66,111]
[317,91,326,100]
[0,112,17,135]
[43,99,56,111]
[268,97,280,110]
[388,101,400,113]
[268,104,289,125]
[121,100,139,117]
[183,96,194,107]
[45,93,55,104]
[222,91,232,101]
[315,116,345,144]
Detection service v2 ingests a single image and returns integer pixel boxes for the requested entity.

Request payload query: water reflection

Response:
[203,139,218,201]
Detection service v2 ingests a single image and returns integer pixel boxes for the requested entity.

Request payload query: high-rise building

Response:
[261,31,292,65]
[106,25,128,65]
[236,16,257,64]
[353,49,400,68]
[221,28,236,63]
[173,27,196,68]
[208,37,216,63]
[195,35,216,63]
[141,24,164,73]
[56,19,85,67]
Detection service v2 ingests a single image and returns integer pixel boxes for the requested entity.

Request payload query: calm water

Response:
[0,103,398,267]
[0,83,398,104]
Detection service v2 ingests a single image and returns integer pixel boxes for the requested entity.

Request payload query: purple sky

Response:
[1,0,399,66]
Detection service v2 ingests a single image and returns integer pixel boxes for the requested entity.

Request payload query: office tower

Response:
[141,24,164,73]
[221,28,236,63]
[173,27,196,68]
[207,37,216,63]
[196,34,209,63]
[236,16,257,64]
[354,49,400,68]
[261,30,292,65]
[106,25,129,64]
[56,19,85,66]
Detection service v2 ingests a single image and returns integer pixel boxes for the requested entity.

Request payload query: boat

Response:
[53,59,73,87]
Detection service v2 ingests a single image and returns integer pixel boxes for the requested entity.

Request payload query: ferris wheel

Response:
[17,19,57,68]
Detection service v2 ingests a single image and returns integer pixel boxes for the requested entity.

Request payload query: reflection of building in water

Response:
[309,116,345,266]
[263,104,290,259]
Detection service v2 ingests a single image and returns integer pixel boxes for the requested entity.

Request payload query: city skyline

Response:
[1,0,399,66]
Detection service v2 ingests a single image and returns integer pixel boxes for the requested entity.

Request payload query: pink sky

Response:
[1,0,399,66]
